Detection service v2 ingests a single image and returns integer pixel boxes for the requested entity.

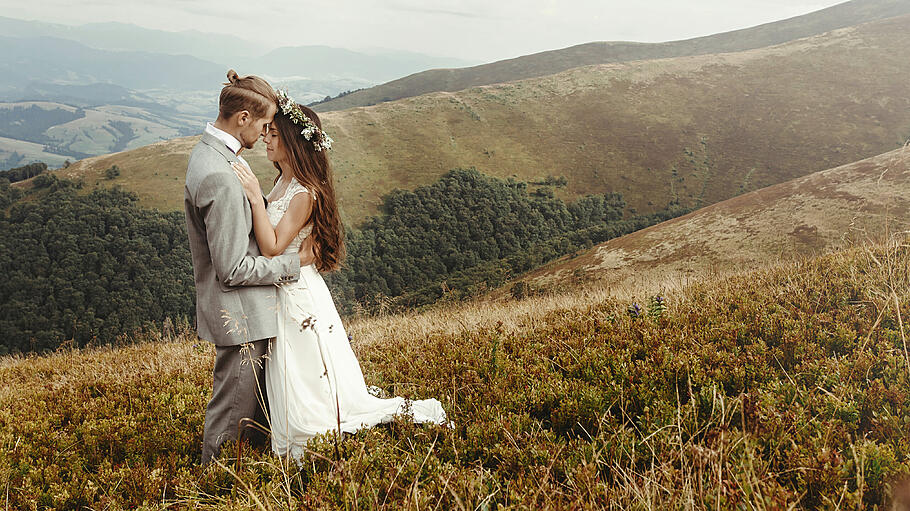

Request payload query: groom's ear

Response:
[236,110,251,127]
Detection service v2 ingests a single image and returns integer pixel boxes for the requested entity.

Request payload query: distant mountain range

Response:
[0,17,270,65]
[0,17,477,85]
[313,0,910,111]
[0,17,478,170]
[0,36,226,94]
[11,0,905,170]
[48,12,910,230]
[246,46,476,84]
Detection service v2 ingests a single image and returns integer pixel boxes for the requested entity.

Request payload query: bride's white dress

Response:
[264,177,448,459]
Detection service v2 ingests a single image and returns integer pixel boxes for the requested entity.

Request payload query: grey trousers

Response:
[201,339,270,465]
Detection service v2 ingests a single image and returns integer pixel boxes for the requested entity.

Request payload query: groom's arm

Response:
[197,171,301,287]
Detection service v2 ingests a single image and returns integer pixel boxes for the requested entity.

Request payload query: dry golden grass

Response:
[0,330,210,388]
[345,262,743,352]
[9,223,910,507]
[8,234,910,508]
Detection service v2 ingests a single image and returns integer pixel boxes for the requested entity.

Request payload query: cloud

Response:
[383,1,485,19]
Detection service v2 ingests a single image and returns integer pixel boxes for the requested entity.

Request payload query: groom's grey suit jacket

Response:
[184,131,300,346]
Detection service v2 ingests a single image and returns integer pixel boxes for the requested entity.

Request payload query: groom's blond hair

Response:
[218,69,276,120]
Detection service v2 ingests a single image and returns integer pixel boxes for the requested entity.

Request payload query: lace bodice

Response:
[266,177,314,256]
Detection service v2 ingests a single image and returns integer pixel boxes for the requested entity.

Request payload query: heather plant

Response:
[626,302,642,318]
[5,240,910,508]
[648,294,667,318]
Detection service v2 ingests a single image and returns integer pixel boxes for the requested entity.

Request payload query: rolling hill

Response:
[52,14,910,226]
[313,0,910,112]
[0,100,205,169]
[513,145,910,295]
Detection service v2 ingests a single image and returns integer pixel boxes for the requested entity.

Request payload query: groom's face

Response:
[238,104,277,150]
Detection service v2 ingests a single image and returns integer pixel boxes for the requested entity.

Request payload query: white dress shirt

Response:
[204,122,249,168]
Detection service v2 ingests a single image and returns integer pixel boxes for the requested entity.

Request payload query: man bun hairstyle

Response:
[218,69,277,120]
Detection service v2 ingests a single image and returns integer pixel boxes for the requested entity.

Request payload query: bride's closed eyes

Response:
[264,128,288,164]
[264,129,281,145]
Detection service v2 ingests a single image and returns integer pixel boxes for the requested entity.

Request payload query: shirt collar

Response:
[204,122,242,155]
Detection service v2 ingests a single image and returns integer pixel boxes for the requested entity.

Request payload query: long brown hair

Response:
[218,69,276,120]
[272,104,344,272]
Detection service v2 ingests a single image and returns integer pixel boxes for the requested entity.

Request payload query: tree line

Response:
[326,168,688,313]
[1,169,687,353]
[0,176,194,353]
[0,162,48,183]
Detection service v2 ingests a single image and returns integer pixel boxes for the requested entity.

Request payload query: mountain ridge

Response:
[47,13,910,226]
[314,0,910,111]
[0,16,478,85]
[0,35,225,93]
[0,17,269,64]
[0,18,482,169]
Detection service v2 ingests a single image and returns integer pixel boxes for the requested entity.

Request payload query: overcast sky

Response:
[2,0,848,62]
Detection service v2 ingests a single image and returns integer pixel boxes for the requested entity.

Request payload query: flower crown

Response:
[276,89,334,151]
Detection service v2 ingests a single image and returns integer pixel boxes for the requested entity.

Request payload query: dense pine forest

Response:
[0,169,687,353]
[328,169,688,312]
[0,175,194,353]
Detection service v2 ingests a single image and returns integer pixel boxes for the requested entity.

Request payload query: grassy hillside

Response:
[53,14,910,225]
[49,135,281,214]
[514,145,910,297]
[0,135,70,168]
[313,0,910,111]
[5,235,910,507]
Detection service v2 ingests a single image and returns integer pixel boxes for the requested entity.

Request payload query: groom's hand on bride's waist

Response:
[298,237,319,266]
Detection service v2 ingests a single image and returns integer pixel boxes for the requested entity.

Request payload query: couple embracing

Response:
[184,70,448,464]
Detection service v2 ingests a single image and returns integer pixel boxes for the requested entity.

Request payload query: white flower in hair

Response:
[276,89,333,151]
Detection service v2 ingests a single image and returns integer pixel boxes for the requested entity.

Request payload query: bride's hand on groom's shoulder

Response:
[231,162,262,203]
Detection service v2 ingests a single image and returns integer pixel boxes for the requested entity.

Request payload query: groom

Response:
[184,70,316,465]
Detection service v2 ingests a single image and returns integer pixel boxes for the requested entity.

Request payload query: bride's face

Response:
[263,125,287,164]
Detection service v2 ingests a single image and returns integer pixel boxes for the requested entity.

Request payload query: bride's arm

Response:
[233,162,314,258]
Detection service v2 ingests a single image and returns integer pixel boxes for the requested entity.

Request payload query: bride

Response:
[232,91,448,459]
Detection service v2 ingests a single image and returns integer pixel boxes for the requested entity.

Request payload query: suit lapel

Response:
[198,131,253,227]
[200,131,241,164]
